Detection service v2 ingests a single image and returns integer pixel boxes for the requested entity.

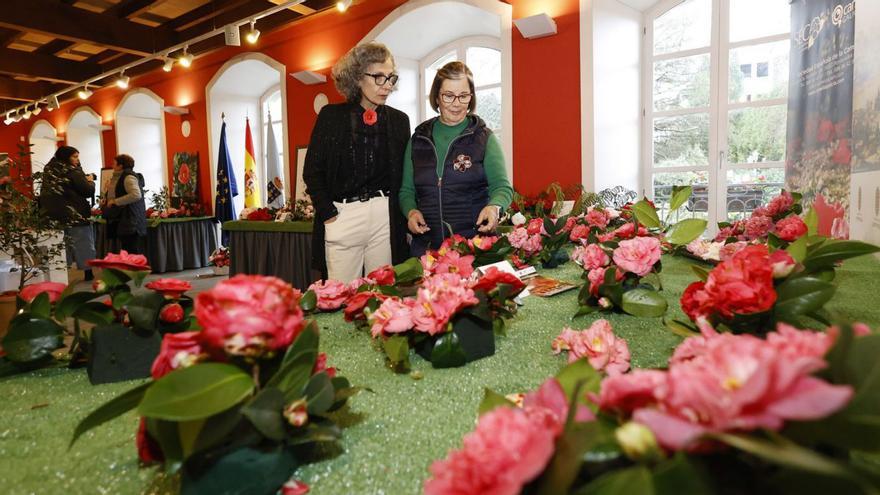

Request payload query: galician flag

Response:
[243,117,260,207]
[265,111,285,208]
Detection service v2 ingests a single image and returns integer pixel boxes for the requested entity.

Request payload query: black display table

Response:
[222,220,316,290]
[94,216,218,273]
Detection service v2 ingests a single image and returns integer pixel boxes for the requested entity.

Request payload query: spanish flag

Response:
[243,117,260,207]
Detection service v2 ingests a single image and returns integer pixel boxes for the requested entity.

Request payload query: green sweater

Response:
[399,118,513,217]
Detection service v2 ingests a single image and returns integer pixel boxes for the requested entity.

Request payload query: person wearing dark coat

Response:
[102,154,147,254]
[303,41,410,282]
[39,145,97,275]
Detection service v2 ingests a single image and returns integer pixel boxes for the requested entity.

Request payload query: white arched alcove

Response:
[115,88,168,206]
[29,119,59,175]
[363,0,513,177]
[65,107,105,182]
[206,52,290,215]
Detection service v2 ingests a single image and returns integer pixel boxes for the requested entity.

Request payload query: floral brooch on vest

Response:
[452,154,473,172]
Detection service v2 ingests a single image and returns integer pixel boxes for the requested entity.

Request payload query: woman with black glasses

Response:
[303,41,411,282]
[399,61,513,257]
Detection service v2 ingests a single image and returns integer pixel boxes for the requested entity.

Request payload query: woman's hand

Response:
[407,209,430,234]
[476,205,500,233]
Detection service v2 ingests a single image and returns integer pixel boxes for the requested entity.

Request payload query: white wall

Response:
[591,0,642,193]
[386,56,419,134]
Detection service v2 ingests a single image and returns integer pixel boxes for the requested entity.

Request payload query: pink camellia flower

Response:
[312,352,337,378]
[775,216,808,242]
[569,224,591,243]
[440,234,470,252]
[420,252,439,275]
[575,244,610,270]
[587,266,623,297]
[196,275,305,357]
[307,279,351,311]
[853,322,872,336]
[145,278,192,299]
[562,216,577,233]
[343,291,388,322]
[523,378,595,433]
[765,191,794,217]
[744,214,774,240]
[596,369,667,414]
[585,208,610,229]
[88,250,151,271]
[20,281,67,304]
[369,297,415,337]
[150,331,203,379]
[411,274,478,335]
[366,265,395,286]
[765,323,835,361]
[433,251,476,278]
[718,241,749,261]
[526,217,545,235]
[281,479,310,495]
[552,320,630,375]
[714,221,745,242]
[423,406,559,495]
[768,249,797,278]
[613,236,661,277]
[158,303,184,324]
[470,235,499,251]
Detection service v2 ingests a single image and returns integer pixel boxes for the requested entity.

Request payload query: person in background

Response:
[303,41,411,282]
[102,154,147,254]
[39,145,97,280]
[399,61,513,257]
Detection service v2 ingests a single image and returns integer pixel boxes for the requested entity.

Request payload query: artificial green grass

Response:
[1,255,879,495]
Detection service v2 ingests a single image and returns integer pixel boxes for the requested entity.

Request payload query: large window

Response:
[65,108,104,187]
[420,37,502,139]
[260,87,284,185]
[116,90,168,207]
[644,0,790,226]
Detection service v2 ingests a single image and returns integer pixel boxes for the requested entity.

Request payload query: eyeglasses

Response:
[440,92,472,104]
[364,72,399,86]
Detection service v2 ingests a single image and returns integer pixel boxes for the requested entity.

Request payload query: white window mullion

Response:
[653,106,711,118]
[728,32,789,50]
[707,0,724,229]
[727,98,787,111]
[652,45,712,62]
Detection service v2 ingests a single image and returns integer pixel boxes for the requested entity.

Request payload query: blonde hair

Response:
[332,42,396,103]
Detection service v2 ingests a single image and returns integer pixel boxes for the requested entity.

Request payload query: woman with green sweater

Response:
[399,61,513,257]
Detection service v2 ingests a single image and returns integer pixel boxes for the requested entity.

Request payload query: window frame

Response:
[259,85,285,202]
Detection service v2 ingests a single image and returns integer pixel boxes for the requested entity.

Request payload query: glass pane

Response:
[653,54,710,111]
[730,0,789,43]
[425,98,435,119]
[475,87,502,131]
[425,51,457,93]
[725,168,785,221]
[652,171,709,221]
[653,113,710,167]
[466,47,501,87]
[727,105,786,164]
[728,40,789,102]
[653,0,711,55]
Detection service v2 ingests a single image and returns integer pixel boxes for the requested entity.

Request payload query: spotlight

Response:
[336,0,352,12]
[162,57,174,72]
[22,106,32,120]
[11,110,21,123]
[47,94,60,111]
[78,85,93,100]
[4,112,12,125]
[178,47,193,68]
[116,72,130,89]
[32,102,42,116]
[245,20,260,44]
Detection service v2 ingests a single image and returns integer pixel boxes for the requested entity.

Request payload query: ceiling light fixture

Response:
[32,102,42,116]
[22,106,32,120]
[116,72,130,89]
[162,57,174,72]
[4,112,13,125]
[245,20,261,44]
[47,94,60,111]
[78,85,93,100]
[336,0,352,12]
[178,47,193,68]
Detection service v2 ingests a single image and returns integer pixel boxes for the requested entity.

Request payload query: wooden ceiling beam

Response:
[0,47,100,84]
[107,0,161,19]
[0,77,60,102]
[34,39,75,56]
[166,0,253,32]
[0,0,178,56]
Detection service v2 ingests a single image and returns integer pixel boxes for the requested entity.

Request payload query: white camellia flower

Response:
[511,212,527,226]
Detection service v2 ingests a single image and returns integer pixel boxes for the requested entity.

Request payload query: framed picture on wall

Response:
[172,151,199,199]
[99,168,115,198]
[295,146,309,201]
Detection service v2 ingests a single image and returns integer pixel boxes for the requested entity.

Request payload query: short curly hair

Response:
[332,41,396,103]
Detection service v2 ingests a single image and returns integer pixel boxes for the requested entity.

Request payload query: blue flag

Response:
[215,121,238,243]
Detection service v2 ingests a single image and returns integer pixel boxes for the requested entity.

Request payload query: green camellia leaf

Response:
[665,218,707,246]
[241,387,286,441]
[55,291,100,321]
[267,321,320,401]
[28,292,51,320]
[138,363,254,421]
[690,264,710,282]
[803,207,819,236]
[1,316,64,363]
[305,372,335,415]
[300,290,317,313]
[69,381,151,448]
[430,331,467,368]
[667,185,693,217]
[664,318,699,338]
[621,289,668,318]
[393,257,424,285]
[631,199,661,229]
[382,335,410,367]
[100,267,131,288]
[574,465,654,495]
[802,240,880,271]
[126,291,165,331]
[478,388,516,415]
[774,277,836,319]
[72,301,114,326]
[786,235,809,263]
[556,358,602,399]
[652,453,714,495]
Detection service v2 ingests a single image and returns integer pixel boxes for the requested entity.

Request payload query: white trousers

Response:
[324,196,391,283]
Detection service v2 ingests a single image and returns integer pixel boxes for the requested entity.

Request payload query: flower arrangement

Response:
[209,246,230,268]
[507,183,600,220]
[239,198,316,223]
[72,274,361,495]
[425,320,880,495]
[714,190,805,245]
[675,238,880,335]
[423,233,510,269]
[239,206,275,221]
[144,186,206,219]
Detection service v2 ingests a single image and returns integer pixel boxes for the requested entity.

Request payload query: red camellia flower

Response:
[362,108,377,126]
[246,208,274,221]
[366,265,395,286]
[195,275,304,357]
[680,281,714,321]
[151,330,202,379]
[178,163,191,184]
[775,216,808,242]
[20,281,67,304]
[704,245,776,319]
[471,266,526,294]
[88,250,151,271]
[343,291,388,322]
[281,480,310,495]
[136,418,164,464]
[159,303,185,324]
[312,352,337,378]
[145,278,192,299]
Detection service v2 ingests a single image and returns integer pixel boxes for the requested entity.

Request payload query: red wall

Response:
[1,0,584,206]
